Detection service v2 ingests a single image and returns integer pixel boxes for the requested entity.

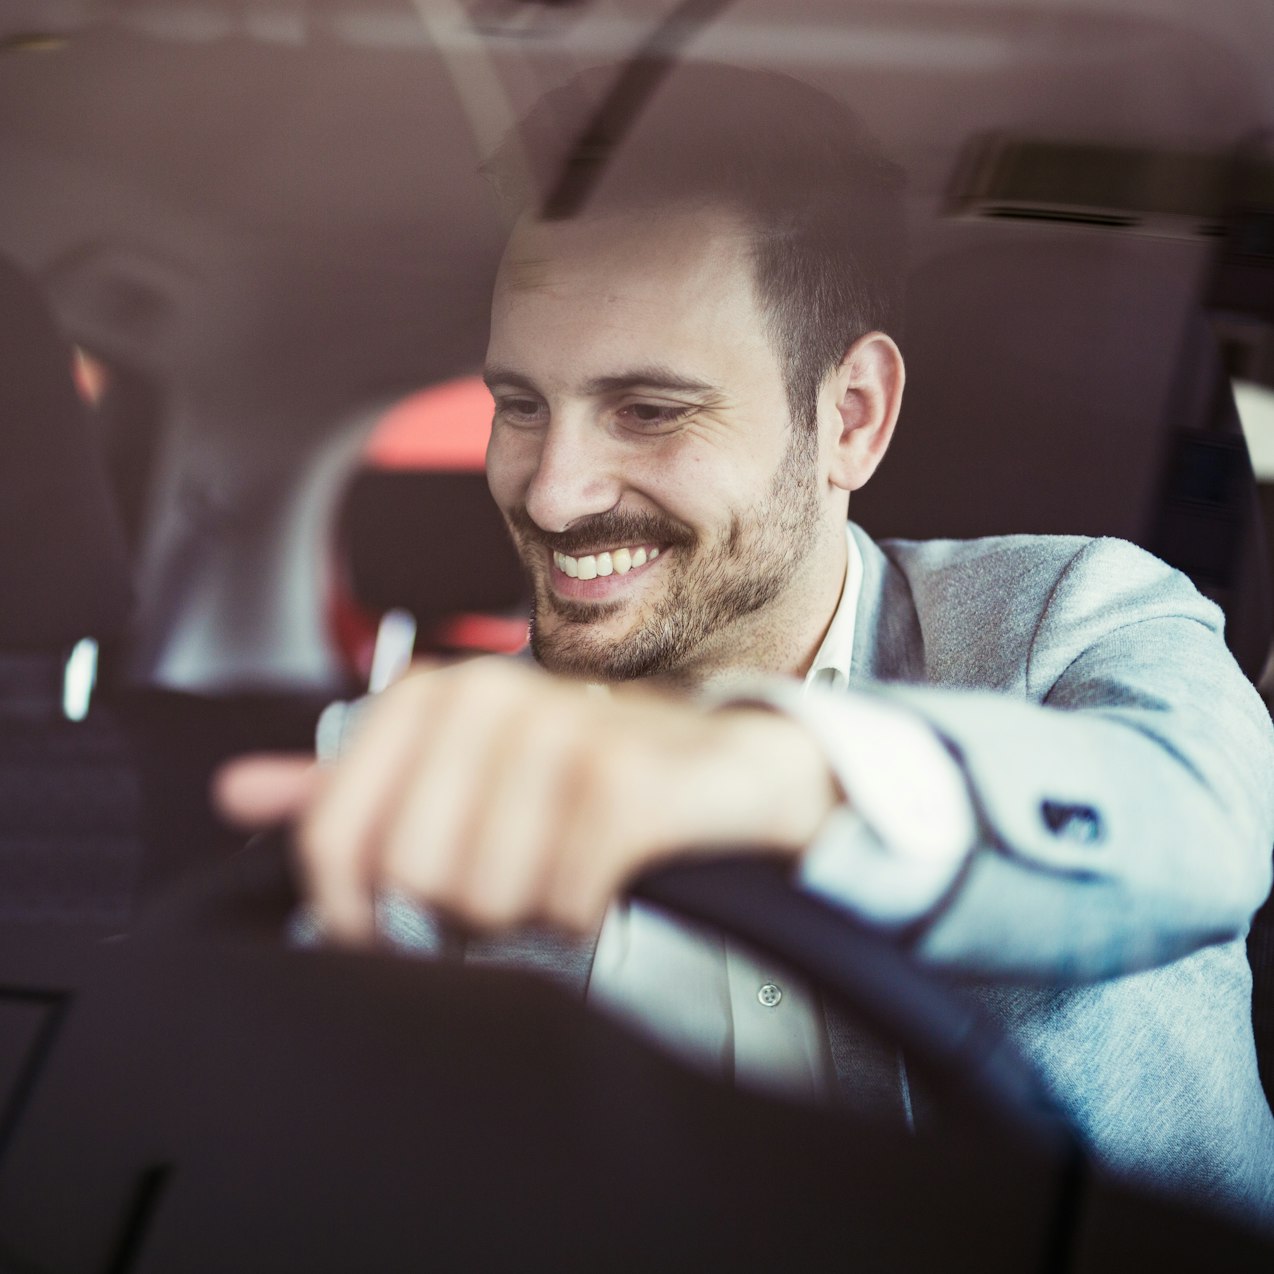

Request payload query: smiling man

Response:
[219,65,1274,1227]
[486,205,850,689]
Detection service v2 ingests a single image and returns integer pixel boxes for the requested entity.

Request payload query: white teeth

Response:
[553,545,659,580]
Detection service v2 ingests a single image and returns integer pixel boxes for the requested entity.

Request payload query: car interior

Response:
[1,0,1273,1268]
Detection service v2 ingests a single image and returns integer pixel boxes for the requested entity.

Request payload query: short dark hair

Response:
[483,62,907,430]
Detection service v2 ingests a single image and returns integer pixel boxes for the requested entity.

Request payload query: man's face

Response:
[484,205,833,686]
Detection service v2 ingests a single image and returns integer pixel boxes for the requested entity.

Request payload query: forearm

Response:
[772,679,1274,982]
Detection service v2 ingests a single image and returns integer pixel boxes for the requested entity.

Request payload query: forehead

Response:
[498,201,753,286]
[487,206,778,386]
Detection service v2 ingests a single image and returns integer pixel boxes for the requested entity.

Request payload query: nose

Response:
[523,415,623,533]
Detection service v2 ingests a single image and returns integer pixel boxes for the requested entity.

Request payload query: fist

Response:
[216,659,838,942]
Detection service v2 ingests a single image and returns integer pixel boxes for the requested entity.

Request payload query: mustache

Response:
[505,507,695,556]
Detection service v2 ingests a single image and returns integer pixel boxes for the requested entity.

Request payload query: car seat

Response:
[0,253,147,1148]
[0,253,139,946]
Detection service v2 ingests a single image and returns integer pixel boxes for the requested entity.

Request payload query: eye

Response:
[616,401,692,432]
[493,396,547,427]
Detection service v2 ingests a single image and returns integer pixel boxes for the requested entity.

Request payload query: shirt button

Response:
[757,983,783,1007]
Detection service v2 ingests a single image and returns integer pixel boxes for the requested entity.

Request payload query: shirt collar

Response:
[804,524,863,695]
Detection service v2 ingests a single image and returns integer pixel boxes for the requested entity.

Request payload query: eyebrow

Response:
[483,365,719,397]
[482,368,540,393]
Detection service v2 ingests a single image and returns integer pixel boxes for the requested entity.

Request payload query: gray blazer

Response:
[846,524,1274,1228]
[347,524,1274,1228]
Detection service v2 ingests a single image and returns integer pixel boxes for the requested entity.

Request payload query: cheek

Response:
[485,428,536,512]
[643,450,751,534]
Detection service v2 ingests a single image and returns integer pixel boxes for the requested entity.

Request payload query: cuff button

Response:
[1041,800,1104,845]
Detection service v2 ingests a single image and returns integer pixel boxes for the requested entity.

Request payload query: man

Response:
[219,65,1274,1225]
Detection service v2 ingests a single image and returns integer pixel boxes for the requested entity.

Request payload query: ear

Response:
[824,331,905,493]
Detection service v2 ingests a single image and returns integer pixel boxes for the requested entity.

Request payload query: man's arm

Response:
[790,537,1274,981]
[218,538,1272,980]
[217,661,838,942]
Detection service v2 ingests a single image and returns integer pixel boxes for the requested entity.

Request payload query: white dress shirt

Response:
[588,526,978,1100]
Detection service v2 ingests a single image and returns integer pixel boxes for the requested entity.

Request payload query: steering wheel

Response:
[7,831,1271,1272]
[138,826,1077,1159]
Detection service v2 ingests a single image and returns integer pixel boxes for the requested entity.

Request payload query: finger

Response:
[455,702,578,929]
[546,744,650,933]
[299,673,441,943]
[378,669,516,917]
[212,753,320,830]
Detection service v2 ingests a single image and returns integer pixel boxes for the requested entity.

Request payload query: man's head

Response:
[482,65,907,687]
[484,64,907,431]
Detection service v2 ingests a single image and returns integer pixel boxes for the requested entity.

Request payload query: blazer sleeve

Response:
[801,537,1274,982]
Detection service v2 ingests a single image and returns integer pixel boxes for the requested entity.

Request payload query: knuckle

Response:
[296,806,346,879]
[382,829,450,902]
[384,664,444,711]
[461,884,528,932]
[547,883,602,936]
[575,740,627,795]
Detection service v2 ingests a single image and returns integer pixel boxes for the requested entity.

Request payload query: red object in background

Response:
[328,376,526,684]
[363,376,493,472]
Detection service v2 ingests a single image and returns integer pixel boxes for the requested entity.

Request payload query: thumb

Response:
[212,753,321,830]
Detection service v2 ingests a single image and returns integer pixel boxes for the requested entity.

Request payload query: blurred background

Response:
[1,0,1271,704]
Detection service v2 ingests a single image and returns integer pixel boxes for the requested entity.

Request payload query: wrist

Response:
[713,707,841,854]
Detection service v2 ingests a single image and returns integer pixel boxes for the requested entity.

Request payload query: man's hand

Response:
[214,659,839,943]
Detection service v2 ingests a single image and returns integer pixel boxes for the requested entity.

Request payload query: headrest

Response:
[0,255,132,649]
[339,469,527,625]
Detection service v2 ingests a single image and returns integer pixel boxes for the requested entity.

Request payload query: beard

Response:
[504,428,821,683]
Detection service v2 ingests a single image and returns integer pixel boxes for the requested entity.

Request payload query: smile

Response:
[552,545,661,581]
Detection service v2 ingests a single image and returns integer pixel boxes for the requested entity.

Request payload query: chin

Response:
[530,613,701,684]
[530,623,628,682]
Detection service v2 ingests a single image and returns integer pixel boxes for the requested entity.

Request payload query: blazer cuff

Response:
[717,681,979,928]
